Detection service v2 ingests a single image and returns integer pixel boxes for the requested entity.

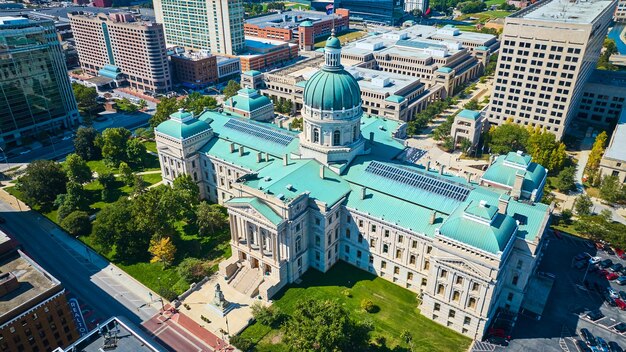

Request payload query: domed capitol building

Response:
[155,35,551,340]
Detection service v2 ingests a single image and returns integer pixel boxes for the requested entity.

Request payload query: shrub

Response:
[251,302,282,327]
[158,287,178,301]
[361,299,375,313]
[60,211,92,237]
[342,289,352,298]
[230,335,254,352]
[176,257,211,284]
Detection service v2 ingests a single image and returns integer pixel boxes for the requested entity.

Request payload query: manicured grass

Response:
[86,153,161,176]
[141,172,162,185]
[314,30,367,48]
[239,262,471,351]
[143,140,157,153]
[458,10,512,22]
[485,0,507,6]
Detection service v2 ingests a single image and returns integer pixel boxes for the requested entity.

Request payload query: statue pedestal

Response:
[208,283,234,317]
[207,302,235,317]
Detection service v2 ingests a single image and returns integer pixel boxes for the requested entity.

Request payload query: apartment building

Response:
[0,17,79,147]
[69,12,172,93]
[154,38,552,339]
[485,0,617,139]
[0,235,78,352]
[341,25,496,95]
[154,0,245,55]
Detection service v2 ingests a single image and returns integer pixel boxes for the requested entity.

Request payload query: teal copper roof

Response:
[295,80,308,88]
[244,70,262,76]
[303,68,361,111]
[385,95,405,103]
[325,36,341,49]
[465,200,497,220]
[224,89,272,112]
[227,198,283,225]
[482,153,546,196]
[476,45,489,51]
[458,109,481,120]
[299,20,313,27]
[437,67,453,73]
[156,116,211,139]
[439,205,517,255]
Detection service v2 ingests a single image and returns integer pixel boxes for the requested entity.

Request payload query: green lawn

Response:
[142,140,157,153]
[314,30,367,48]
[239,262,471,352]
[458,10,512,23]
[86,153,161,176]
[485,0,507,5]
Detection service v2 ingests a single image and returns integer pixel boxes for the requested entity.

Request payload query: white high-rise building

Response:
[153,0,245,55]
[485,0,616,139]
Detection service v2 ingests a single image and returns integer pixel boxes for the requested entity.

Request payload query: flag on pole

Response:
[326,3,334,15]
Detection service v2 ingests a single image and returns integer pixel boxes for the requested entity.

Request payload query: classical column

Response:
[245,220,252,251]
[272,232,278,263]
[230,214,237,243]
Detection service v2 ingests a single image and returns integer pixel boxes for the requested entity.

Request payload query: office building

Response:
[616,0,626,21]
[339,0,405,25]
[599,109,626,183]
[404,0,429,13]
[154,36,552,340]
[170,50,219,89]
[59,317,167,352]
[0,240,78,352]
[69,12,172,94]
[254,55,445,120]
[0,17,79,147]
[575,70,626,128]
[451,109,488,148]
[154,0,245,55]
[485,0,617,139]
[244,9,350,51]
[341,25,496,95]
[239,37,299,72]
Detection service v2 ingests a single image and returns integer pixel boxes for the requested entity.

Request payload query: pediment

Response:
[437,257,488,279]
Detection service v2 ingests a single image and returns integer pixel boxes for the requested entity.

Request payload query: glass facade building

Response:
[0,17,79,147]
[337,0,405,25]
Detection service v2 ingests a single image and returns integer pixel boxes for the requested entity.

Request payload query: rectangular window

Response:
[371,224,377,232]
[464,317,471,325]
[452,291,460,302]
[407,272,413,280]
[437,284,445,295]
[449,310,455,318]
[440,270,447,278]
[456,277,463,285]
[468,297,477,309]
[381,261,387,269]
[434,303,440,311]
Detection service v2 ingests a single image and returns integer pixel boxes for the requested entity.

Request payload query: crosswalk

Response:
[472,340,497,352]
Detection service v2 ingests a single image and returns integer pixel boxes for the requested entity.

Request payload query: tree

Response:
[132,175,148,197]
[585,131,608,184]
[57,181,88,222]
[554,166,576,192]
[93,199,151,260]
[61,211,92,237]
[173,174,200,204]
[460,1,486,14]
[360,299,375,313]
[73,127,101,161]
[574,194,593,216]
[64,153,92,184]
[115,98,139,113]
[223,80,241,100]
[182,92,217,115]
[132,186,179,238]
[98,172,116,201]
[17,160,67,207]
[96,128,131,165]
[251,303,282,327]
[401,329,415,352]
[72,83,98,111]
[460,137,472,154]
[150,96,179,128]
[598,39,618,70]
[149,236,177,266]
[118,162,133,186]
[138,99,148,110]
[486,122,529,155]
[282,299,369,352]
[290,117,303,130]
[196,202,228,236]
[600,175,625,204]
[177,257,210,283]
[126,138,147,165]
[464,99,480,110]
[526,127,567,172]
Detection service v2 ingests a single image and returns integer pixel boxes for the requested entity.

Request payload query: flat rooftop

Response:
[0,6,155,23]
[240,36,296,58]
[0,250,60,321]
[245,10,340,30]
[604,109,626,162]
[64,317,167,352]
[511,0,614,24]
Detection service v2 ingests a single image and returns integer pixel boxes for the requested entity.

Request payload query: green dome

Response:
[303,69,361,111]
[326,36,341,49]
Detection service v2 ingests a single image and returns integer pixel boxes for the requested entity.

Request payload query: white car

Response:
[589,256,602,265]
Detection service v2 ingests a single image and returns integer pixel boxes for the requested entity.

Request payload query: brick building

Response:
[171,51,218,89]
[239,37,299,72]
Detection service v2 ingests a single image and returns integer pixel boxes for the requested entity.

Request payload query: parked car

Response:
[598,337,610,352]
[605,245,616,256]
[590,256,603,265]
[577,340,593,352]
[576,252,592,261]
[611,264,624,273]
[606,295,617,307]
[614,322,626,333]
[600,259,614,269]
[617,277,626,286]
[588,310,605,321]
[616,248,626,259]
[581,328,597,346]
[620,291,626,300]
[609,287,619,299]
[608,272,620,281]
[599,269,610,277]
[609,341,623,352]
[616,298,626,310]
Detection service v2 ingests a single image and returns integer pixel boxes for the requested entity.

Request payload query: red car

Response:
[616,248,626,260]
[607,272,620,281]
[616,298,626,310]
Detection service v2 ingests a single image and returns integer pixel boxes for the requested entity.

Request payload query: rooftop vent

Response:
[286,184,294,191]
[277,194,285,200]
[479,200,488,208]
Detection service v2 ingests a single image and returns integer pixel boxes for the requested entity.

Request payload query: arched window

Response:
[333,130,341,146]
[313,128,320,143]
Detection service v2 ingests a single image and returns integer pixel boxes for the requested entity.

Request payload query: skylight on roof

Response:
[224,118,294,146]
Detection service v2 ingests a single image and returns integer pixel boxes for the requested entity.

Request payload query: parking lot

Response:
[501,233,626,352]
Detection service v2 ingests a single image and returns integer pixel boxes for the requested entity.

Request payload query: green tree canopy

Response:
[149,96,179,128]
[93,199,151,260]
[73,126,101,161]
[600,175,626,204]
[282,299,369,352]
[223,80,241,100]
[98,172,116,201]
[526,127,567,172]
[196,202,228,236]
[585,131,608,184]
[17,160,68,207]
[554,166,576,193]
[126,138,147,165]
[181,92,218,115]
[96,127,131,165]
[64,153,92,184]
[72,83,98,111]
[486,122,529,155]
[177,257,210,284]
[61,211,92,237]
[574,194,593,216]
